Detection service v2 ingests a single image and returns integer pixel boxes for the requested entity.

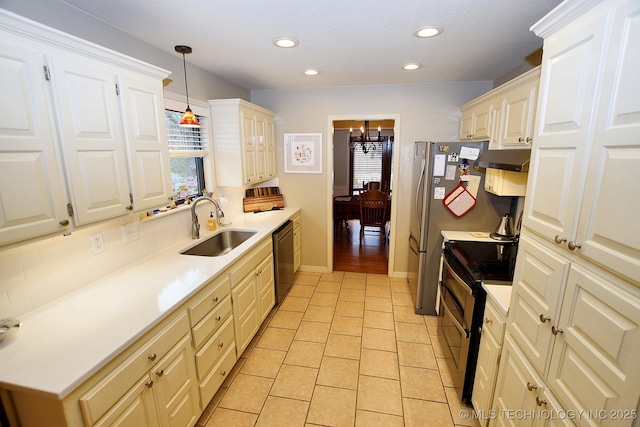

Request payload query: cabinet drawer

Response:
[80,312,190,425]
[199,344,237,408]
[192,295,232,348]
[482,298,506,343]
[194,316,235,379]
[188,275,231,327]
[292,214,301,229]
[230,238,272,287]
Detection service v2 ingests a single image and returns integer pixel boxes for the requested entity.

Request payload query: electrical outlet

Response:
[121,223,139,243]
[90,233,105,255]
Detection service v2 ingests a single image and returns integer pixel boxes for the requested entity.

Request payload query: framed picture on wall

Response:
[284,133,322,174]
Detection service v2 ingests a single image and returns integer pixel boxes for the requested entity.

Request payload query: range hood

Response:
[476,149,531,172]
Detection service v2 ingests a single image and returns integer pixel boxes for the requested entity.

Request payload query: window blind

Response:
[165,109,208,157]
[352,147,382,188]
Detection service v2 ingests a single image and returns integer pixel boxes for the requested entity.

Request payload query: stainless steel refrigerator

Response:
[408,141,511,315]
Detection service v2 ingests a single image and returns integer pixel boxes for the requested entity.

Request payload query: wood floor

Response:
[333,220,389,275]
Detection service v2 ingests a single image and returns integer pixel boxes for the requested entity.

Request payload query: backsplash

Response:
[0,209,194,318]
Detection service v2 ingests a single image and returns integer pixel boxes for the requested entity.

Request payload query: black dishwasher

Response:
[272,220,295,304]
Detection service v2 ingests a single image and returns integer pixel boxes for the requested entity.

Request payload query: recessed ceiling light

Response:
[414,26,443,38]
[273,37,299,48]
[403,63,422,71]
[304,69,320,76]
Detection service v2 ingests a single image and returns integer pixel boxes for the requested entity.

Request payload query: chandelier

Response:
[349,121,388,154]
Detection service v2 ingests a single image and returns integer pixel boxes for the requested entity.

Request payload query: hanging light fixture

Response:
[349,121,389,154]
[175,45,199,128]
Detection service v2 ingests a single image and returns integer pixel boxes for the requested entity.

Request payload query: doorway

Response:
[329,117,398,274]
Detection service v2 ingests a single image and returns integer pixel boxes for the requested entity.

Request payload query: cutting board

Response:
[243,194,285,212]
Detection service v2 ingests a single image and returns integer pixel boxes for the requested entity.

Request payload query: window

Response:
[350,139,393,195]
[165,109,208,202]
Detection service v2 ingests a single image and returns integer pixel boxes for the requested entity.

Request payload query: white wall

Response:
[251,81,492,276]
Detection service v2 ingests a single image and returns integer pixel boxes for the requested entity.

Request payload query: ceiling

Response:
[59,0,563,91]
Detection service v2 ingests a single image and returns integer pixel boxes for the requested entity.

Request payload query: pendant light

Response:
[175,45,199,127]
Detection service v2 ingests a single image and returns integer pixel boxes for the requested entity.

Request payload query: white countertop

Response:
[482,283,512,316]
[0,208,299,399]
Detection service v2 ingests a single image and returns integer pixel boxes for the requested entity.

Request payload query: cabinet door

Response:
[0,39,69,245]
[94,376,159,427]
[524,6,609,246]
[574,0,640,285]
[473,104,493,141]
[48,54,131,225]
[255,113,268,181]
[231,273,259,354]
[257,254,275,322]
[152,335,200,427]
[489,102,503,149]
[265,118,276,179]
[293,215,301,273]
[547,265,640,424]
[117,73,172,212]
[459,109,474,140]
[240,109,257,184]
[500,83,536,147]
[472,326,501,421]
[491,335,543,427]
[508,235,570,375]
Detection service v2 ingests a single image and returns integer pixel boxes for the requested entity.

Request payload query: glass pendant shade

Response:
[175,45,200,128]
[180,106,199,127]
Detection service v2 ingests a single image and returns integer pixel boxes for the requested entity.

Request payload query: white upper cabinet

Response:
[209,99,276,187]
[0,10,171,244]
[0,38,70,245]
[460,67,539,149]
[117,73,172,212]
[48,53,132,225]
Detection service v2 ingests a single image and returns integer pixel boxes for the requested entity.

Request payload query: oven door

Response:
[438,257,473,374]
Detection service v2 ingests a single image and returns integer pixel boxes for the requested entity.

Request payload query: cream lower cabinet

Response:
[293,213,301,273]
[208,99,276,187]
[472,297,507,426]
[187,273,237,409]
[79,312,200,427]
[230,237,275,354]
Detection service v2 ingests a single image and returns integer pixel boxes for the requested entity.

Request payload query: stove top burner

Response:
[444,240,518,285]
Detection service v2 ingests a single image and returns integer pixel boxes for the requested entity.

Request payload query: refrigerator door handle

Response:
[415,158,426,238]
[409,233,420,255]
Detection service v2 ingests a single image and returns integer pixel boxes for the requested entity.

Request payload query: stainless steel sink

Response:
[180,229,257,257]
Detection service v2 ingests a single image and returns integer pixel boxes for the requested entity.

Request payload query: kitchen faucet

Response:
[190,196,225,239]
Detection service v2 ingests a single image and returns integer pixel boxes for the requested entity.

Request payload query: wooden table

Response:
[333,195,391,229]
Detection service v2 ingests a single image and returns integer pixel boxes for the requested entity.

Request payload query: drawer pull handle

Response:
[554,235,567,244]
[485,317,492,325]
[216,315,222,321]
[145,381,153,388]
[221,370,227,377]
[536,397,547,407]
[539,314,551,323]
[527,382,537,391]
[213,296,219,303]
[156,370,164,377]
[551,326,563,335]
[568,241,582,250]
[148,353,157,362]
[218,342,224,348]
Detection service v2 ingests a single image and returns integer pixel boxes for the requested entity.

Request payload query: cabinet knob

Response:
[218,341,224,348]
[485,317,492,325]
[59,219,70,226]
[125,205,133,211]
[536,396,547,407]
[551,326,563,335]
[221,370,227,377]
[213,296,219,303]
[568,241,582,250]
[216,315,222,321]
[526,137,533,143]
[148,353,157,361]
[155,369,164,377]
[518,137,524,142]
[539,314,551,323]
[554,235,567,244]
[527,382,538,391]
[145,381,154,388]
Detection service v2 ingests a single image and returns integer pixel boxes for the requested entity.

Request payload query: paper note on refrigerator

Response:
[433,154,446,176]
[434,187,445,200]
[445,165,457,180]
[466,175,481,198]
[460,146,480,160]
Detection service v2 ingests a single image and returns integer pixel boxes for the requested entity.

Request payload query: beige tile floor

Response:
[196,271,481,427]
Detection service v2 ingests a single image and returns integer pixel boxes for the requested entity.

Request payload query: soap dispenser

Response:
[207,212,216,230]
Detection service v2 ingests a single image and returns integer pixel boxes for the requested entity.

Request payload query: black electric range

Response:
[443,240,518,288]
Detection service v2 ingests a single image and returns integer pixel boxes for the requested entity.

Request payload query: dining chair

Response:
[358,189,388,243]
